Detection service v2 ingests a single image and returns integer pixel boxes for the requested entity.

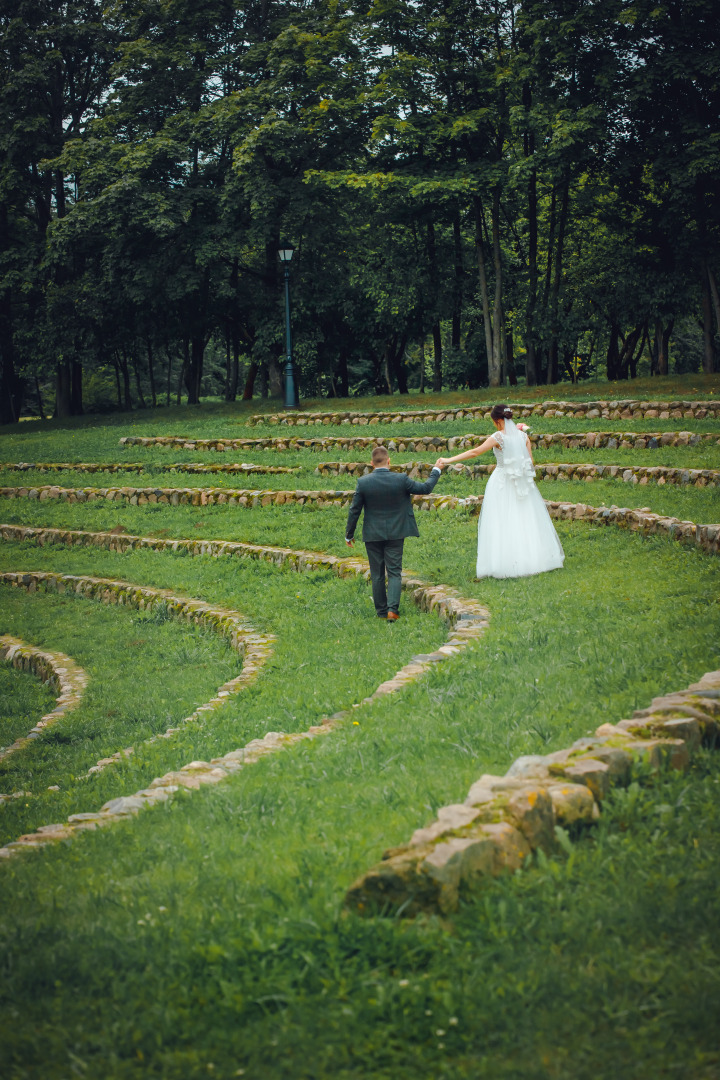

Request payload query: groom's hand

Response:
[345,538,354,547]
[435,458,446,469]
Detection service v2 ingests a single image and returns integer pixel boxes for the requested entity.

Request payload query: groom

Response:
[345,446,443,620]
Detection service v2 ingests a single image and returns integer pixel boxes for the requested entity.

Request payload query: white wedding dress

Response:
[476,419,565,579]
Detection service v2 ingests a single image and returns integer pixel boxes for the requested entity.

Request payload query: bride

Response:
[438,404,565,579]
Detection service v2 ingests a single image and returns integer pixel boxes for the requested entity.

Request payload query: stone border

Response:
[118,430,719,454]
[0,536,490,861]
[249,400,720,426]
[0,635,88,764]
[0,481,443,512]
[344,668,720,917]
[0,572,275,776]
[316,460,720,489]
[0,461,299,476]
[1,488,719,557]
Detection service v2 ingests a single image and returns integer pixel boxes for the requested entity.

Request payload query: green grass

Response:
[1,459,719,531]
[2,406,720,462]
[0,399,719,1079]
[0,542,447,847]
[3,437,720,470]
[0,662,56,748]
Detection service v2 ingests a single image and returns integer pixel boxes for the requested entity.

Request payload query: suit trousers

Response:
[365,538,404,616]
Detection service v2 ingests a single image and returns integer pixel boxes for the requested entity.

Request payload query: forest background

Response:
[1,0,719,424]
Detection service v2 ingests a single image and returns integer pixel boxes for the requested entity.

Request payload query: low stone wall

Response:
[249,399,720,426]
[345,668,720,917]
[315,460,720,488]
[0,635,88,766]
[0,572,274,771]
[0,481,452,512]
[0,461,298,476]
[0,534,490,861]
[118,430,719,454]
[1,487,719,556]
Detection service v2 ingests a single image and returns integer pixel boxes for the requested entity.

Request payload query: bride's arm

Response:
[526,435,534,465]
[437,435,498,466]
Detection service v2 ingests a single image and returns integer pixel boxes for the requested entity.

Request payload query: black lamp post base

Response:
[284,361,299,408]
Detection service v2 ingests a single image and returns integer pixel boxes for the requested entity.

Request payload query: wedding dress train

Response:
[476,419,565,579]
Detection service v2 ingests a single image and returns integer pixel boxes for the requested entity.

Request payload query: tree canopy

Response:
[1,0,719,420]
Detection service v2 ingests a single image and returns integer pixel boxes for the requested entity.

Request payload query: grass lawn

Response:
[0,398,719,1079]
[0,662,57,748]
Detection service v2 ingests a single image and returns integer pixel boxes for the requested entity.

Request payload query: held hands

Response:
[435,458,447,469]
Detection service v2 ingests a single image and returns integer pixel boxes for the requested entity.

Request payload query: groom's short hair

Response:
[371,446,389,465]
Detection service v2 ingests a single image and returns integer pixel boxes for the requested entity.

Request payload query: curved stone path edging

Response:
[0,635,88,765]
[345,668,720,917]
[118,430,720,454]
[0,461,299,477]
[316,460,720,488]
[0,572,275,774]
[249,399,720,426]
[1,485,719,556]
[0,536,490,862]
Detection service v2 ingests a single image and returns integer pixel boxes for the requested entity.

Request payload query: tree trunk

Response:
[113,355,123,407]
[224,329,232,401]
[131,351,146,408]
[229,332,240,401]
[426,220,442,391]
[225,258,240,403]
[185,335,204,404]
[242,360,259,400]
[0,204,23,424]
[546,178,569,385]
[147,339,157,407]
[0,301,21,424]
[390,332,409,394]
[473,197,494,376]
[452,209,463,350]
[505,322,517,385]
[34,376,45,420]
[707,264,720,339]
[382,341,393,394]
[431,323,442,392]
[701,268,716,374]
[117,351,133,410]
[490,189,503,387]
[419,340,426,393]
[522,81,538,386]
[654,320,668,376]
[606,324,621,380]
[165,345,174,406]
[70,360,83,415]
[224,326,240,403]
[55,361,72,418]
[616,326,642,380]
[267,357,283,398]
[336,350,349,398]
[177,340,188,405]
[629,323,648,379]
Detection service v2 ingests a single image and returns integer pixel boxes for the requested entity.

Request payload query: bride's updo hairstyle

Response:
[490,404,513,421]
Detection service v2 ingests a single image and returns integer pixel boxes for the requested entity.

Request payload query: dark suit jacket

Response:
[345,467,441,542]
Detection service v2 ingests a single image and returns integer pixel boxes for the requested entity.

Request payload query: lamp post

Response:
[278,240,299,408]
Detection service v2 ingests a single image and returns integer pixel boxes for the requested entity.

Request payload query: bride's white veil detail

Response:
[497,418,534,497]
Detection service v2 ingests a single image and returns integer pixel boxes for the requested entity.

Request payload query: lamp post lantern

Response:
[278,240,299,408]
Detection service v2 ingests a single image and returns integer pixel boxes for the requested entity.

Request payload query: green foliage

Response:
[3,0,720,424]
